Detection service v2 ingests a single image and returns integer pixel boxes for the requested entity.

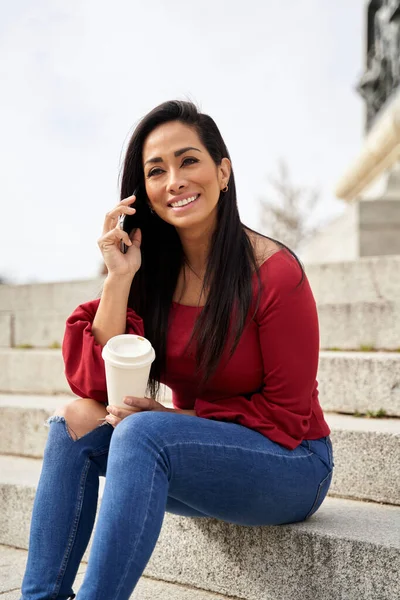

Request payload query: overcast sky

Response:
[0,0,365,284]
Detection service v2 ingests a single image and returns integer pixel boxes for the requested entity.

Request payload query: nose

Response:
[167,167,187,193]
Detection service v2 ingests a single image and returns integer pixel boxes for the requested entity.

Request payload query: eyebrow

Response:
[144,146,202,167]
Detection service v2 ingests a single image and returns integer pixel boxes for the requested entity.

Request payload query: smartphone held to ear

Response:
[119,185,141,254]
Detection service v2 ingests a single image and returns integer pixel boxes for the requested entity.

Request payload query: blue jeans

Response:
[20,411,334,599]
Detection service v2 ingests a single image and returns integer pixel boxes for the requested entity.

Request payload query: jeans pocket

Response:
[304,469,333,520]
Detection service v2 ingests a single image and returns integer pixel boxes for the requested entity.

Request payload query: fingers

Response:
[105,398,168,427]
[105,405,139,427]
[102,195,137,237]
[130,227,142,248]
[106,405,140,419]
[104,413,120,427]
[123,396,166,412]
[97,226,133,252]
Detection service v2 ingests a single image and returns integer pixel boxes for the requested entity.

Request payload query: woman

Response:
[20,100,334,599]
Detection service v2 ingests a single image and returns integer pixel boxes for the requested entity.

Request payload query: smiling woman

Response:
[142,122,230,233]
[20,99,333,600]
[114,100,306,401]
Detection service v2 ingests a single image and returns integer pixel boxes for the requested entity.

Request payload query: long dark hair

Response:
[102,100,305,400]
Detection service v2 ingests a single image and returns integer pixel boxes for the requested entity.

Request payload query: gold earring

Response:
[222,185,228,193]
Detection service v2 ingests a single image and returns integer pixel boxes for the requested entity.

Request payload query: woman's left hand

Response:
[105,396,169,428]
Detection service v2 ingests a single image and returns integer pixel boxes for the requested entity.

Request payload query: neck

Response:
[177,220,215,275]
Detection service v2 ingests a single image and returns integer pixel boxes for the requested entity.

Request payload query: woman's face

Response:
[142,121,230,230]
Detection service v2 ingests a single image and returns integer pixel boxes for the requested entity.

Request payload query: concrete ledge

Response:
[0,256,399,349]
[1,350,399,416]
[13,310,66,349]
[0,457,399,600]
[0,278,105,313]
[0,544,236,600]
[305,255,400,304]
[0,349,70,395]
[0,393,173,459]
[0,406,399,505]
[317,301,400,350]
[1,256,399,310]
[1,300,399,350]
[318,351,400,416]
[326,413,400,505]
[0,313,13,348]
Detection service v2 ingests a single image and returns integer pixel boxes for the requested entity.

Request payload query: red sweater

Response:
[62,248,330,450]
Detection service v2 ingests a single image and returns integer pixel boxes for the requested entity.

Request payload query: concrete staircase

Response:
[0,255,399,599]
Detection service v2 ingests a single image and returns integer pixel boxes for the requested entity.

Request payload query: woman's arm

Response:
[194,252,323,449]
[92,274,134,346]
[62,295,145,403]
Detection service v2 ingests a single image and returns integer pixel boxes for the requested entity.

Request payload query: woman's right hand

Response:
[97,195,142,277]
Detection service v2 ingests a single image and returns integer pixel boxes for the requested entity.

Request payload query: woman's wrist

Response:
[104,273,135,290]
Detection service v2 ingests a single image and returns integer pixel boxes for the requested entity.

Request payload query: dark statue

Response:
[357,0,400,130]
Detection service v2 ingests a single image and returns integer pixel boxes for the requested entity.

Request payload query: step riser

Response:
[0,279,104,313]
[1,543,238,600]
[305,256,400,304]
[1,303,399,350]
[1,411,398,506]
[1,350,399,416]
[318,302,400,350]
[1,256,399,310]
[0,349,70,395]
[328,429,400,505]
[1,482,398,600]
[1,482,97,565]
[318,352,400,416]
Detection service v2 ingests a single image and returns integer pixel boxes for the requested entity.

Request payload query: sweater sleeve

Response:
[194,253,320,450]
[62,298,145,403]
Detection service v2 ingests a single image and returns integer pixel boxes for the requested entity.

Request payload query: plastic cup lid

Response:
[102,334,155,368]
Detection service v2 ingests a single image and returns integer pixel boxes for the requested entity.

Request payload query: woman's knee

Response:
[52,397,108,441]
[111,410,170,449]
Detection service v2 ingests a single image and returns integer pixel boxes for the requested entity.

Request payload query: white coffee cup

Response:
[102,334,156,409]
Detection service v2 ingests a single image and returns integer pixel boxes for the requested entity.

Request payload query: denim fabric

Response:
[20,411,334,600]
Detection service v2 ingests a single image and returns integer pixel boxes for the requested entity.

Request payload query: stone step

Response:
[0,544,237,600]
[0,393,172,457]
[317,351,400,416]
[1,301,400,350]
[305,254,400,304]
[1,255,398,311]
[317,300,399,350]
[0,455,399,600]
[0,394,399,506]
[1,349,399,416]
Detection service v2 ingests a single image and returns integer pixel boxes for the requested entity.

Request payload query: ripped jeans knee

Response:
[45,414,111,442]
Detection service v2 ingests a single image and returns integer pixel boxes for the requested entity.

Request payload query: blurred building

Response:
[301,0,400,263]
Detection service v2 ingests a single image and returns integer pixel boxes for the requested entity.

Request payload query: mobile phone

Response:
[119,185,142,254]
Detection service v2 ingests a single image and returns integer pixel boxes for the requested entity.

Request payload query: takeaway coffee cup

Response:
[102,334,156,409]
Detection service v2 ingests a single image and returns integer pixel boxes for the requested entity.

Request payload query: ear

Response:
[218,157,231,189]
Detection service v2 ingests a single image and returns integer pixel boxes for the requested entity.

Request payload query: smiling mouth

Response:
[169,194,200,209]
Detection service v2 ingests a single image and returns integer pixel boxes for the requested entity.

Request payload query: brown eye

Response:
[147,157,198,178]
[147,168,162,177]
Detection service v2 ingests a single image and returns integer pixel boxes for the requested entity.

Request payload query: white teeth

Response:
[170,194,198,208]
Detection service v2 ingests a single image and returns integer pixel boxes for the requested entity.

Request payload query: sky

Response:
[0,0,365,284]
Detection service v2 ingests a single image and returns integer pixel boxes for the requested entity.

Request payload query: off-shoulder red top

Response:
[62,248,330,450]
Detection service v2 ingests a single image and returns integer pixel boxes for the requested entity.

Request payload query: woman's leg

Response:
[77,411,334,600]
[20,399,113,600]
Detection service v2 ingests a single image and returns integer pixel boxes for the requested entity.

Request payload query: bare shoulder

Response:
[244,228,282,268]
